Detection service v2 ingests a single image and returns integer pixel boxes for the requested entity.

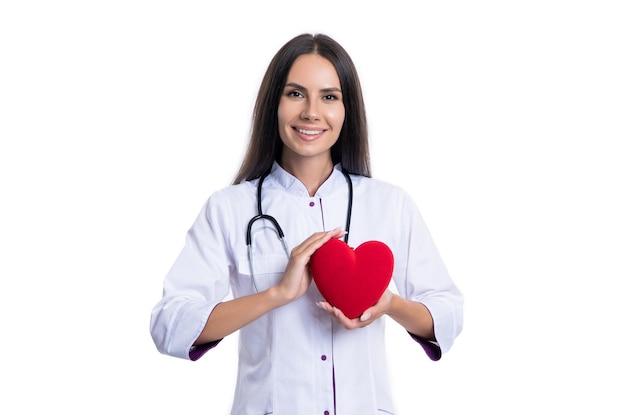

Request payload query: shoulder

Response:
[352,175,413,200]
[351,175,421,217]
[205,181,256,211]
[211,180,255,198]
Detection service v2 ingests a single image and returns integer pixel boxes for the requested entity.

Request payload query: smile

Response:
[295,127,325,136]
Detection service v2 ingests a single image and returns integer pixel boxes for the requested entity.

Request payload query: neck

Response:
[280,157,334,197]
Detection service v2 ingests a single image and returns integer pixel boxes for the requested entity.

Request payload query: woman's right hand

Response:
[195,227,345,345]
[271,227,346,304]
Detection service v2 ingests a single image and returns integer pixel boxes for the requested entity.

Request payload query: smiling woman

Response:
[278,54,346,194]
[149,33,464,414]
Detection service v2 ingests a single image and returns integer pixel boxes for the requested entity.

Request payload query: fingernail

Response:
[333,307,340,317]
[360,312,371,322]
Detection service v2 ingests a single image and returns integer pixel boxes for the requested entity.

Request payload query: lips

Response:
[296,127,324,135]
[293,126,326,140]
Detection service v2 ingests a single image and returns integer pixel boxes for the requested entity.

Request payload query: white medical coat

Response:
[150,162,463,415]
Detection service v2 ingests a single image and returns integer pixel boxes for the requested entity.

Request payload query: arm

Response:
[386,294,434,340]
[193,287,287,345]
[194,227,346,344]
[317,186,463,357]
[150,179,346,360]
[316,290,433,339]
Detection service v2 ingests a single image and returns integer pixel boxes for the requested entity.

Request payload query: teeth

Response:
[297,128,323,135]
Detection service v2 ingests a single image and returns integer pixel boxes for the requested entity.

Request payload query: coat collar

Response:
[266,161,347,198]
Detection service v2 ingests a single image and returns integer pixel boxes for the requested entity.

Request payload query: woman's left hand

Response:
[316,289,394,329]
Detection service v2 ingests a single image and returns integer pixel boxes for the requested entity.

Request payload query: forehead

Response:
[286,54,340,86]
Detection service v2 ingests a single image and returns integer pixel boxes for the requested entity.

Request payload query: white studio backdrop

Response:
[1,1,625,414]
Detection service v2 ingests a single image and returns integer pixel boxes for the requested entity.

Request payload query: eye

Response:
[322,94,339,101]
[286,90,304,98]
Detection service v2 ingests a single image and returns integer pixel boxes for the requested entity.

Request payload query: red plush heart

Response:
[309,238,394,319]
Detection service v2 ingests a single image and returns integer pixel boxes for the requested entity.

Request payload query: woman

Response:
[150,33,463,414]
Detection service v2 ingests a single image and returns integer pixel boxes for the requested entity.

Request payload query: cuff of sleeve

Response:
[189,339,222,361]
[408,331,442,361]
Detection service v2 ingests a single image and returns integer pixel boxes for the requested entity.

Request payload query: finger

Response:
[292,231,330,254]
[332,307,362,329]
[327,227,347,239]
[309,227,346,250]
[359,303,379,322]
[359,311,372,322]
[316,301,334,314]
[293,228,345,256]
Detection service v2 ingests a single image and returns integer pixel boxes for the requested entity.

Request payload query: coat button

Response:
[321,355,327,361]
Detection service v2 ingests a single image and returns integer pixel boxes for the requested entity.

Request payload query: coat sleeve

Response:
[392,188,464,360]
[149,194,234,360]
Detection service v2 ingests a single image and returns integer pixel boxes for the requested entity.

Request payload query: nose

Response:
[301,99,319,121]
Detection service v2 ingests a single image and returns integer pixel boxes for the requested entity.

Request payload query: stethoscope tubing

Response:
[246,168,353,292]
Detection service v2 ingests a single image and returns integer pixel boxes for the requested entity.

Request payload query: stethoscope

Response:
[246,168,353,292]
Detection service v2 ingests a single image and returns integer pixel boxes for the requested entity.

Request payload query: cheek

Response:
[277,104,287,127]
[276,104,294,143]
[277,102,297,129]
[328,106,346,129]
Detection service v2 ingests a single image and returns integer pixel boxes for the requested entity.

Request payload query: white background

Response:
[1,1,625,414]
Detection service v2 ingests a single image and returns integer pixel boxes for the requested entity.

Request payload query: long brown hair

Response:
[233,33,370,184]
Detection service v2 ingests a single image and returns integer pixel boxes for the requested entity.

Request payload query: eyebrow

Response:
[284,82,342,94]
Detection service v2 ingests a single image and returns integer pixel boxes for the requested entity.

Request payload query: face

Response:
[277,53,345,166]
